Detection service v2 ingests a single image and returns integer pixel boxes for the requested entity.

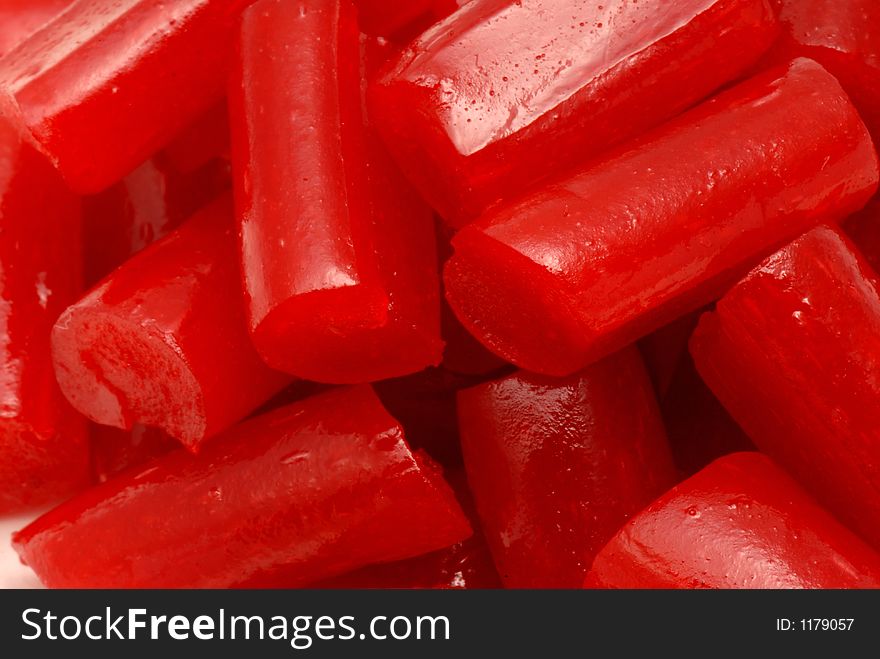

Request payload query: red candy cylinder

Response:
[353,0,433,37]
[260,470,500,589]
[14,386,471,588]
[0,0,257,193]
[445,59,879,377]
[90,424,177,484]
[0,117,89,513]
[371,0,779,226]
[51,196,292,452]
[229,0,442,384]
[690,225,880,549]
[764,0,880,141]
[457,347,676,588]
[585,453,880,589]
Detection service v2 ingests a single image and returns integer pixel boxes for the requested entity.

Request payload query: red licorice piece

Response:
[51,196,292,452]
[14,386,471,588]
[0,0,72,58]
[844,195,880,275]
[458,347,676,588]
[83,156,231,286]
[90,424,177,484]
[764,0,880,140]
[0,116,89,513]
[436,223,508,376]
[229,0,442,383]
[309,533,500,589]
[585,453,880,589]
[371,0,778,227]
[690,226,880,549]
[277,470,500,589]
[445,59,879,377]
[440,301,508,376]
[0,0,258,193]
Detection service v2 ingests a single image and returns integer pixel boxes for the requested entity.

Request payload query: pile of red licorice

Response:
[1,0,880,589]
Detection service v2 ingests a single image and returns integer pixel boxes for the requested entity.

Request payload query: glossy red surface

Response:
[445,59,879,377]
[690,225,880,549]
[276,470,500,589]
[763,0,880,140]
[308,532,500,589]
[458,347,676,588]
[0,116,89,513]
[229,0,442,383]
[0,0,258,193]
[51,196,292,451]
[585,453,880,589]
[14,386,472,588]
[371,0,778,226]
[90,423,177,484]
[436,223,508,376]
[0,0,72,58]
[83,156,231,286]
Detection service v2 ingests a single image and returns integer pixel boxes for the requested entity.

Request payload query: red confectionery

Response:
[0,116,89,513]
[458,347,676,588]
[229,0,442,383]
[843,195,880,275]
[661,354,755,477]
[274,470,500,589]
[445,59,879,377]
[90,424,177,484]
[436,223,508,376]
[0,0,72,58]
[370,0,779,227]
[51,196,292,452]
[690,225,880,549]
[83,156,231,286]
[308,531,500,589]
[585,453,880,589]
[14,386,471,589]
[440,301,508,376]
[14,386,471,588]
[0,0,259,193]
[763,0,880,140]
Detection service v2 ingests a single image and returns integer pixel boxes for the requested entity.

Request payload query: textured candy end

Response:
[444,227,589,377]
[252,285,443,384]
[51,304,207,450]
